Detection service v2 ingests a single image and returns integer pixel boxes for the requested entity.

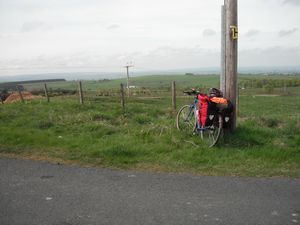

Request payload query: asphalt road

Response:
[0,157,299,225]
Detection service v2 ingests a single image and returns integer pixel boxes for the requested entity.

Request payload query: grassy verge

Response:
[0,95,299,177]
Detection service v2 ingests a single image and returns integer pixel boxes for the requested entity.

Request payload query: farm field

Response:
[0,74,300,177]
[19,73,300,97]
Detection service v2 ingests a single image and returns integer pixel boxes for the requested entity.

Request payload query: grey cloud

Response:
[245,29,260,37]
[278,28,298,37]
[202,29,216,37]
[141,46,299,69]
[107,24,120,30]
[0,34,9,39]
[0,52,126,73]
[239,46,300,67]
[0,47,220,73]
[283,0,300,6]
[127,46,220,69]
[1,45,300,75]
[21,21,51,32]
[0,0,103,12]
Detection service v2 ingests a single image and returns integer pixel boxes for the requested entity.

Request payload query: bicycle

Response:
[176,89,223,147]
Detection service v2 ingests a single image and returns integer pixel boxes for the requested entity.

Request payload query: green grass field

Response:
[21,74,219,90]
[1,74,300,177]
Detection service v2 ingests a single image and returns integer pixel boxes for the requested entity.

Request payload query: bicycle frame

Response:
[187,97,207,132]
[183,90,213,131]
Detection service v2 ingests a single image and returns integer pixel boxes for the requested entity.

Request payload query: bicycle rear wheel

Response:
[200,114,223,147]
[176,105,197,133]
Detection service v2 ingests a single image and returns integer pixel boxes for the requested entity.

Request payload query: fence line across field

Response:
[42,81,181,112]
[5,80,299,112]
[76,81,180,112]
[120,83,125,114]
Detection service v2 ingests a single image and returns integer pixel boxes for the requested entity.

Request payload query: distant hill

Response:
[0,79,66,91]
[0,66,299,83]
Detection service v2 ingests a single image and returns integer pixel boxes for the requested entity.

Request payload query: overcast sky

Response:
[0,0,300,76]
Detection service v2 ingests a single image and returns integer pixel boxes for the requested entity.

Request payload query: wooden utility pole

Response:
[124,63,134,97]
[224,0,238,131]
[120,83,125,114]
[220,3,227,94]
[44,83,50,102]
[172,81,176,111]
[78,81,84,104]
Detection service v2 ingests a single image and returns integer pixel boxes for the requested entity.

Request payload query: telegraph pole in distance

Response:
[124,63,134,97]
[224,0,238,132]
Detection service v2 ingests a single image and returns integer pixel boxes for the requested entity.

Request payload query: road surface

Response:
[0,157,299,225]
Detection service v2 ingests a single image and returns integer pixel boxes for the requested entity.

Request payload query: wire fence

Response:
[1,79,300,110]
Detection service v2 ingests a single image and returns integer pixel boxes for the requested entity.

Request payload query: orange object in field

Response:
[4,92,40,103]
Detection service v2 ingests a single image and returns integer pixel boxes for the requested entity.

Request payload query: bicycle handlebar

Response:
[183,90,202,96]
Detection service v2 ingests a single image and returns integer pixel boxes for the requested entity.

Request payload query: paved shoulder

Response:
[0,157,299,225]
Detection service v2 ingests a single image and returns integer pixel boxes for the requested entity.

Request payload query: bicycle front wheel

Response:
[176,105,197,133]
[200,114,223,147]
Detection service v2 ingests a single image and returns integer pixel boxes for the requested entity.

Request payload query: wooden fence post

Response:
[172,81,176,111]
[78,81,84,104]
[44,83,50,102]
[16,86,24,103]
[120,83,125,114]
[284,80,287,94]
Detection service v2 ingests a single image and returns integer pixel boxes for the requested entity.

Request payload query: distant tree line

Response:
[0,79,66,91]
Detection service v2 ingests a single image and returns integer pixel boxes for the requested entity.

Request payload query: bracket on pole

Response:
[230,25,238,40]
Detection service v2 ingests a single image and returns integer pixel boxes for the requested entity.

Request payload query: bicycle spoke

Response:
[199,114,223,148]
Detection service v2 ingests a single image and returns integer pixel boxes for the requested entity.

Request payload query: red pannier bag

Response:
[198,95,232,127]
[198,94,209,127]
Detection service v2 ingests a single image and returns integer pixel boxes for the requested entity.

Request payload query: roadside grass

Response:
[0,94,299,177]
